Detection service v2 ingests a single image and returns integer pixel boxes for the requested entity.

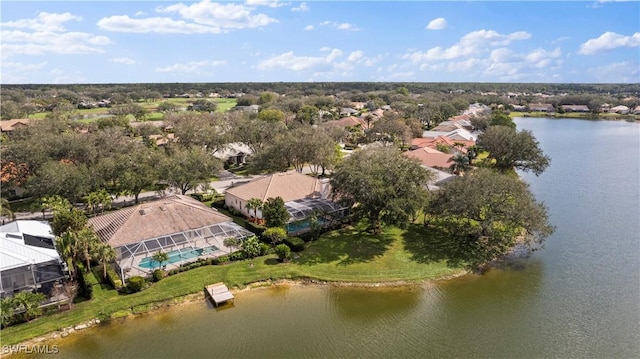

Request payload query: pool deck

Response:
[204,282,234,306]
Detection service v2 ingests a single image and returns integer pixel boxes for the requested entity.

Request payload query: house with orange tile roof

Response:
[224,171,347,234]
[0,119,30,134]
[404,146,454,170]
[88,195,253,280]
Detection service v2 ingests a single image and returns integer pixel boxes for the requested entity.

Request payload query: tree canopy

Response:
[330,146,431,232]
[427,168,554,266]
[478,125,550,175]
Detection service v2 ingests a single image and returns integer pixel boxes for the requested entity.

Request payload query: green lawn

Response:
[26,98,238,122]
[0,223,465,345]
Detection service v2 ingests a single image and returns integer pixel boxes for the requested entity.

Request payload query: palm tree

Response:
[245,198,263,220]
[74,228,100,272]
[92,242,116,279]
[1,297,14,328]
[11,292,45,322]
[449,154,472,175]
[55,232,78,280]
[152,251,169,269]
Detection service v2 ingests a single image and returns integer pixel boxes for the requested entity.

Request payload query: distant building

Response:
[561,104,590,113]
[528,103,555,112]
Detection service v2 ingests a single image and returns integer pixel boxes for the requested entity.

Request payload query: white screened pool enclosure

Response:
[89,195,253,281]
[285,198,349,236]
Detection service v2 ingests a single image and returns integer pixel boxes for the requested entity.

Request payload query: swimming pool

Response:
[139,245,218,269]
[287,218,327,233]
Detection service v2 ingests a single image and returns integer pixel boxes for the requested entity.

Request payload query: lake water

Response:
[17,118,640,358]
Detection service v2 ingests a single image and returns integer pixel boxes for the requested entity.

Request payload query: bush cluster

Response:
[284,237,305,252]
[126,276,146,293]
[152,269,164,282]
[106,265,123,289]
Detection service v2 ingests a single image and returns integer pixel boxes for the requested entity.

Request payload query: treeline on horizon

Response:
[3,82,640,96]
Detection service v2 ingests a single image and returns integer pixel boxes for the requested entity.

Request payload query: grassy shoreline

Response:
[0,224,467,346]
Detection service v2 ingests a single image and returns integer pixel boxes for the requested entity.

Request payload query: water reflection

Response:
[328,286,421,323]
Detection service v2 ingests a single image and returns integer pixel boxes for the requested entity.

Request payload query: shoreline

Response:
[6,271,470,351]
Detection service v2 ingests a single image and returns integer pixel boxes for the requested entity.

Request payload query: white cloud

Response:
[135,11,146,17]
[579,32,640,54]
[291,2,309,12]
[1,29,110,57]
[100,0,277,34]
[157,0,277,29]
[304,25,314,31]
[320,21,360,31]
[257,48,382,75]
[245,0,287,8]
[155,60,226,73]
[257,49,343,71]
[587,61,639,83]
[111,57,136,65]
[0,12,109,58]
[50,69,64,75]
[98,16,221,34]
[1,12,80,32]
[426,17,447,30]
[404,29,531,62]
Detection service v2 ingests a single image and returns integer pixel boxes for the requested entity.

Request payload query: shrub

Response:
[106,264,123,289]
[167,269,179,276]
[229,251,247,261]
[211,198,226,209]
[245,221,265,236]
[127,276,146,293]
[274,244,291,261]
[152,269,164,282]
[214,255,230,264]
[260,243,271,256]
[284,237,305,252]
[262,227,287,244]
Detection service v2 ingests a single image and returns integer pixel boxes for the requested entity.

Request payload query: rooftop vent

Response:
[139,209,146,215]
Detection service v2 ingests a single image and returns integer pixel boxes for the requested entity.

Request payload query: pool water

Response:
[138,245,218,269]
[287,218,327,233]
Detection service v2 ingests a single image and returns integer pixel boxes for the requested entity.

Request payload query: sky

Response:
[1,0,639,84]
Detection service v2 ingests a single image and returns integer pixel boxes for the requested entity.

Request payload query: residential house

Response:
[404,146,454,171]
[610,105,630,114]
[213,143,253,166]
[88,195,253,280]
[340,108,359,117]
[634,105,640,115]
[0,221,66,298]
[232,105,260,113]
[561,104,590,113]
[0,119,30,135]
[528,103,555,112]
[322,116,367,130]
[224,171,346,234]
[512,104,527,111]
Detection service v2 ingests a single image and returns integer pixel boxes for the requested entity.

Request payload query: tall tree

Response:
[160,147,222,195]
[246,198,264,219]
[477,126,550,175]
[262,197,290,228]
[92,242,116,279]
[428,168,554,266]
[330,147,432,232]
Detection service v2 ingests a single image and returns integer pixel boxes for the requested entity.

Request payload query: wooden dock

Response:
[205,282,234,306]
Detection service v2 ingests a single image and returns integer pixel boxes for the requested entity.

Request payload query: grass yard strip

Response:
[0,224,464,345]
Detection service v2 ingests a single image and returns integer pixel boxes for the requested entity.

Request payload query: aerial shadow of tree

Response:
[294,227,394,266]
[402,223,470,268]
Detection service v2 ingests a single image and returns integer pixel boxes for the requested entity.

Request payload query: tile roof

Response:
[0,119,30,132]
[88,195,233,247]
[225,171,323,202]
[404,147,454,169]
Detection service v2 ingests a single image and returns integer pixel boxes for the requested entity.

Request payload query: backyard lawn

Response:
[0,223,465,346]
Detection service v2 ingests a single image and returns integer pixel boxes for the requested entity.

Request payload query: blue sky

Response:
[1,1,639,84]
